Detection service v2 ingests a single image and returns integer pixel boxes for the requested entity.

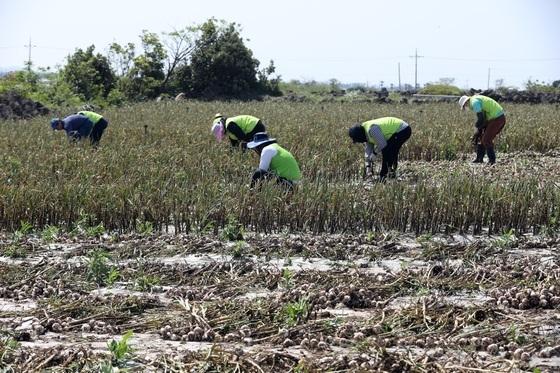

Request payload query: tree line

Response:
[0,19,281,108]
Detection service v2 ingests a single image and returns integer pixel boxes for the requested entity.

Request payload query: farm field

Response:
[0,231,559,371]
[1,101,560,371]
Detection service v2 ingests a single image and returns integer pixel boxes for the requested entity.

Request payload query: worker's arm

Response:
[251,169,269,188]
[226,122,247,142]
[251,146,277,188]
[470,98,486,129]
[258,146,276,170]
[368,125,387,151]
[475,112,486,129]
[64,116,92,140]
[365,143,376,161]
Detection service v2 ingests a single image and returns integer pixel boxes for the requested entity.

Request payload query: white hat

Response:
[458,95,470,110]
[247,132,276,149]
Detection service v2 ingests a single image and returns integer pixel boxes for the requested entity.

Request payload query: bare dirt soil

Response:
[1,230,559,372]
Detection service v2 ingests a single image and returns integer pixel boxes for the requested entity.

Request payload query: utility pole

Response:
[409,49,424,90]
[24,37,36,72]
[487,67,491,90]
[398,62,401,91]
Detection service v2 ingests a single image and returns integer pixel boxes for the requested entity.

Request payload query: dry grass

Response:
[0,101,559,234]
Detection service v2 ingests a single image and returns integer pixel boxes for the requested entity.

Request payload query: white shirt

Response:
[258,144,278,171]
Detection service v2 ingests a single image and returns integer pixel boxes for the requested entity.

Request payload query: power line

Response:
[424,56,560,62]
[35,46,73,51]
[0,45,72,51]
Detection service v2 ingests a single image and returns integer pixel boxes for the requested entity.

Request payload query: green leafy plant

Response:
[491,229,516,250]
[85,250,114,286]
[41,225,59,242]
[280,268,294,289]
[506,324,527,345]
[72,210,91,236]
[72,211,104,237]
[13,220,32,241]
[416,233,434,244]
[107,330,134,366]
[231,241,247,259]
[221,216,244,241]
[0,336,20,365]
[134,274,160,291]
[136,220,154,236]
[2,244,27,258]
[86,223,105,238]
[281,298,309,326]
[106,267,120,286]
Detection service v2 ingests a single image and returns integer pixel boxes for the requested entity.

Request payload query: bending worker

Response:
[51,110,108,146]
[211,114,266,149]
[51,114,94,144]
[246,132,301,190]
[77,109,109,147]
[348,117,412,181]
[458,94,506,164]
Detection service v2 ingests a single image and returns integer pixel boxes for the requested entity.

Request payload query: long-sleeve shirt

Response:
[63,114,93,139]
[257,143,301,181]
[364,122,409,160]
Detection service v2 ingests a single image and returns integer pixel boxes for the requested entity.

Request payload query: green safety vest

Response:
[268,144,302,181]
[362,117,403,143]
[78,111,103,124]
[469,95,504,121]
[226,115,260,140]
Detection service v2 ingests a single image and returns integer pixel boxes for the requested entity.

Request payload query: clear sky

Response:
[1,0,559,89]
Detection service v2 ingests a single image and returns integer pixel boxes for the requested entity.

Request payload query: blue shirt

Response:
[63,114,93,139]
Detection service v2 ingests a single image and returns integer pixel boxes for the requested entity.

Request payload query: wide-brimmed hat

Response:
[458,95,470,110]
[247,132,276,149]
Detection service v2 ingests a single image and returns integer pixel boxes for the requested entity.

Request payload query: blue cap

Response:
[50,118,61,129]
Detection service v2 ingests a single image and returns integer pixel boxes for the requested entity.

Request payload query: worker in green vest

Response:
[211,114,266,149]
[246,132,301,190]
[77,108,109,147]
[459,95,506,164]
[348,117,412,181]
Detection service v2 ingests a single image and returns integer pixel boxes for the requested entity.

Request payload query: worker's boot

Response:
[486,147,496,165]
[473,144,485,163]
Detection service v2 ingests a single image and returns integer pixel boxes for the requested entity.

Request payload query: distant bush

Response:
[525,79,560,94]
[420,84,462,95]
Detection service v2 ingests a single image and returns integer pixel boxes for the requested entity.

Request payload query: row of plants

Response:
[0,101,559,234]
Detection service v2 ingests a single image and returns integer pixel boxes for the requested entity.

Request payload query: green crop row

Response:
[0,101,559,234]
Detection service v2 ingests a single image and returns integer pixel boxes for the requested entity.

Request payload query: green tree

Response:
[166,63,193,96]
[108,42,136,77]
[190,19,260,98]
[257,60,281,96]
[121,31,167,100]
[0,68,81,108]
[60,45,115,100]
